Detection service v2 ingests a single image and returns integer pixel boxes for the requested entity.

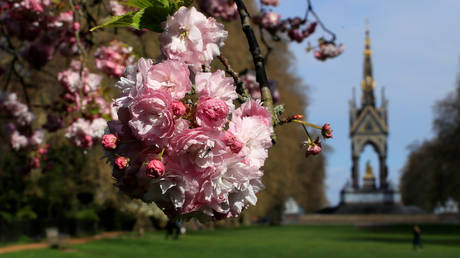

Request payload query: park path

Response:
[0,231,123,254]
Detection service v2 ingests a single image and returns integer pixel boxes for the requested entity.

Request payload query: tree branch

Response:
[234,0,275,126]
[217,54,250,102]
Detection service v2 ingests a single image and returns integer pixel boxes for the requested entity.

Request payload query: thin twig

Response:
[217,54,250,102]
[306,0,336,41]
[3,58,16,91]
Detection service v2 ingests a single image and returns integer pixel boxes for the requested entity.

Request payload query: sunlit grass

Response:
[3,224,460,258]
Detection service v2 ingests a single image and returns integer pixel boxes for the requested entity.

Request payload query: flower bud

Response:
[102,134,118,150]
[146,159,165,178]
[321,123,333,139]
[172,101,187,117]
[292,114,304,120]
[115,156,129,170]
[223,131,243,154]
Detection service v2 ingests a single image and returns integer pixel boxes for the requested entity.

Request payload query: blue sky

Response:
[272,0,460,205]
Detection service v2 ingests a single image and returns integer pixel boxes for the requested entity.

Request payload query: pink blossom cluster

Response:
[65,118,107,148]
[260,0,279,6]
[253,13,317,43]
[239,70,280,103]
[0,92,34,127]
[104,51,273,218]
[0,91,49,170]
[58,60,102,95]
[2,1,82,68]
[198,0,238,21]
[94,40,136,78]
[159,6,228,71]
[109,0,133,16]
[57,60,111,148]
[314,40,344,61]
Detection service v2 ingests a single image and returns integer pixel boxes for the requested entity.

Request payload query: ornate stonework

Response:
[349,21,389,190]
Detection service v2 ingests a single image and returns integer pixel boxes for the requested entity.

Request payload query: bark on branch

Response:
[234,0,275,125]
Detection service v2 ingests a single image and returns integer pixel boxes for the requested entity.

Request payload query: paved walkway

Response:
[0,231,123,254]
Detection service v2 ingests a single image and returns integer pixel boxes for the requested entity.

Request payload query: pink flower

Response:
[29,129,45,146]
[172,101,187,117]
[102,134,118,150]
[261,12,281,29]
[321,123,333,138]
[304,138,322,157]
[198,0,238,21]
[90,118,108,139]
[232,99,272,127]
[20,0,51,13]
[160,6,228,70]
[65,118,94,148]
[146,159,165,178]
[240,71,261,99]
[29,157,40,169]
[222,131,243,154]
[196,98,229,128]
[195,70,237,110]
[115,156,129,170]
[167,128,228,171]
[94,40,136,78]
[58,61,102,94]
[109,0,132,16]
[38,147,48,155]
[10,131,28,151]
[261,0,279,6]
[229,100,273,169]
[314,40,344,61]
[128,89,175,145]
[145,60,191,99]
[0,92,35,125]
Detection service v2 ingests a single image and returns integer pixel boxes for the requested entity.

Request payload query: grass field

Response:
[2,224,460,258]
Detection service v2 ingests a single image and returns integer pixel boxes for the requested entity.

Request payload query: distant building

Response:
[320,21,423,214]
[282,197,304,224]
[434,197,459,215]
[284,197,304,215]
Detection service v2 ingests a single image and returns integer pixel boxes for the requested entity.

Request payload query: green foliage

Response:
[401,75,460,210]
[90,0,193,32]
[75,209,100,222]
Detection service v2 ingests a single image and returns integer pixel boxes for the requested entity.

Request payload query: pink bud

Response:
[38,148,48,155]
[292,114,304,120]
[172,101,187,117]
[82,134,93,148]
[321,123,333,138]
[29,157,40,169]
[72,22,80,31]
[115,156,129,170]
[223,131,243,154]
[146,159,165,178]
[101,134,118,149]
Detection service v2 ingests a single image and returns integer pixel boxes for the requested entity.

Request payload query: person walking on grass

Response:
[413,225,423,251]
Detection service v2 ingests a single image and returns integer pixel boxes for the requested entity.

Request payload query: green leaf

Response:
[169,0,194,13]
[122,0,156,9]
[90,0,194,32]
[90,12,137,31]
[132,6,170,32]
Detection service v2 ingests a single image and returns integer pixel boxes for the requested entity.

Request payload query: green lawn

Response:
[3,224,460,258]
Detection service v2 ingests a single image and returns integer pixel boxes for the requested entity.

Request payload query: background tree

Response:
[400,72,460,211]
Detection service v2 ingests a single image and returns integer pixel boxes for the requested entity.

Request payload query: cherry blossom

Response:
[198,0,238,21]
[160,6,228,70]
